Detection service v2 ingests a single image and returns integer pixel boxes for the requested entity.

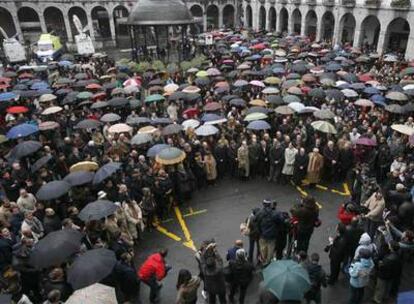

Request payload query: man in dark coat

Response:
[42,208,61,235]
[338,142,354,181]
[323,141,339,182]
[326,223,349,285]
[268,140,284,183]
[248,137,261,178]
[293,147,309,185]
[214,140,228,179]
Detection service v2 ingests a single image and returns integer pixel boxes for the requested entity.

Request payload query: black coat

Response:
[0,237,13,271]
[201,253,226,294]
[228,259,254,286]
[377,251,402,280]
[43,215,62,235]
[41,278,73,301]
[328,233,349,262]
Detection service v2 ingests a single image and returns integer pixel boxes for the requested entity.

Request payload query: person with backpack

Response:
[348,249,374,304]
[304,253,327,304]
[227,249,254,304]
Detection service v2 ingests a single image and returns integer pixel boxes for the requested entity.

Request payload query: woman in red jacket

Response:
[337,202,358,225]
[138,249,170,304]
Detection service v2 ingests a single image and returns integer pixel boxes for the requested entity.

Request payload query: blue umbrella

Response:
[6,123,39,139]
[147,144,170,158]
[30,82,49,90]
[363,87,379,95]
[325,62,342,72]
[398,291,414,304]
[0,92,17,102]
[35,89,53,96]
[247,120,271,130]
[350,82,366,90]
[201,113,222,122]
[36,180,71,200]
[263,260,310,301]
[93,162,122,185]
[371,94,386,106]
[64,171,95,186]
[58,60,73,67]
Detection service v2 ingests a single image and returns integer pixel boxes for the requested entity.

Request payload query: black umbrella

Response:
[78,200,118,222]
[64,171,95,186]
[127,116,151,125]
[67,248,117,290]
[31,155,53,173]
[108,97,129,107]
[266,95,284,105]
[385,104,405,114]
[309,88,326,99]
[325,89,345,102]
[36,180,71,200]
[30,229,83,269]
[162,124,183,136]
[168,91,187,101]
[93,162,122,184]
[9,140,42,159]
[246,107,270,115]
[74,119,102,130]
[230,98,246,107]
[152,117,173,125]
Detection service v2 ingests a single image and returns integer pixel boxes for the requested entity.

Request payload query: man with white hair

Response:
[16,189,36,214]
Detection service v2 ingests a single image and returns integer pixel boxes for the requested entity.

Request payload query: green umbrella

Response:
[145,94,165,104]
[195,70,208,78]
[244,112,268,121]
[311,120,337,134]
[77,91,93,100]
[263,260,311,301]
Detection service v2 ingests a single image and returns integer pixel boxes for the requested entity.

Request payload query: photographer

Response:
[362,190,385,238]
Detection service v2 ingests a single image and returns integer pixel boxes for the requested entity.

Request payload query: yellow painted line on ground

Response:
[174,207,196,251]
[188,207,194,213]
[154,224,182,242]
[316,184,328,191]
[183,209,207,217]
[295,185,323,209]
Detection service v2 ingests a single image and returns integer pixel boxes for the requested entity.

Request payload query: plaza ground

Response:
[135,178,413,303]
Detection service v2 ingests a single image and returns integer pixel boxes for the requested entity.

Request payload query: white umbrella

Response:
[341,89,358,98]
[204,117,227,125]
[39,93,57,102]
[65,283,116,304]
[41,106,63,115]
[181,119,200,130]
[403,84,414,91]
[391,124,414,136]
[108,123,132,134]
[262,87,280,94]
[288,102,305,113]
[195,125,219,136]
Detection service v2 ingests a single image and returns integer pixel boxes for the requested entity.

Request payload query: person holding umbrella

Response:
[138,248,171,304]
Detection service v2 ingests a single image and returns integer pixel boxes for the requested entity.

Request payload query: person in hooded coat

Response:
[228,248,254,304]
[348,249,374,304]
[176,269,201,304]
[304,253,327,304]
[354,232,377,260]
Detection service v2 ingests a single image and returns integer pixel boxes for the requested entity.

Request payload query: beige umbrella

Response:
[65,283,116,304]
[138,126,157,134]
[354,99,374,107]
[39,121,60,131]
[41,106,63,115]
[386,91,408,101]
[249,99,267,107]
[70,161,99,173]
[182,86,201,94]
[164,83,179,93]
[311,120,337,134]
[155,147,186,165]
[108,123,132,134]
[391,124,414,136]
[275,105,294,115]
[39,93,57,102]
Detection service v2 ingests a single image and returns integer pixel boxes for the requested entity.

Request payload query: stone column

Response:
[11,13,23,41]
[108,13,117,44]
[288,9,294,35]
[316,15,323,41]
[405,35,414,60]
[203,9,208,32]
[376,30,386,55]
[39,13,47,33]
[332,17,341,46]
[86,11,95,42]
[352,21,361,48]
[63,13,73,43]
[276,6,282,34]
[301,13,306,36]
[218,6,223,28]
[252,1,259,31]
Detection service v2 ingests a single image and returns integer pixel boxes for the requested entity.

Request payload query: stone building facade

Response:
[0,0,413,58]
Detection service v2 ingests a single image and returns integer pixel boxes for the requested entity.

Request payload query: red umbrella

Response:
[0,77,11,83]
[358,73,373,82]
[18,72,33,79]
[183,108,199,118]
[92,92,106,100]
[7,106,29,114]
[0,84,10,90]
[251,43,266,50]
[204,102,221,112]
[356,137,377,146]
[86,83,102,90]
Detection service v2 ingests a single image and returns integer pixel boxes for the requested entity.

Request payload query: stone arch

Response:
[18,7,41,41]
[245,5,252,28]
[44,7,66,40]
[223,4,235,28]
[279,7,288,34]
[321,10,335,41]
[190,4,203,35]
[207,4,219,30]
[91,6,111,39]
[291,8,302,35]
[360,15,380,49]
[385,17,410,54]
[259,6,266,30]
[113,5,129,36]
[68,6,88,39]
[268,7,276,31]
[305,10,317,40]
[339,13,355,44]
[0,7,16,38]
[190,4,203,17]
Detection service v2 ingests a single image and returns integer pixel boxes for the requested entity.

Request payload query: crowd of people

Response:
[0,28,413,304]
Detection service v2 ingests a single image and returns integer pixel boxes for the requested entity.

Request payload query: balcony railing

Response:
[323,0,335,5]
[365,0,381,6]
[342,0,355,6]
[306,0,317,4]
[391,0,411,8]
[279,0,288,4]
[292,0,301,4]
